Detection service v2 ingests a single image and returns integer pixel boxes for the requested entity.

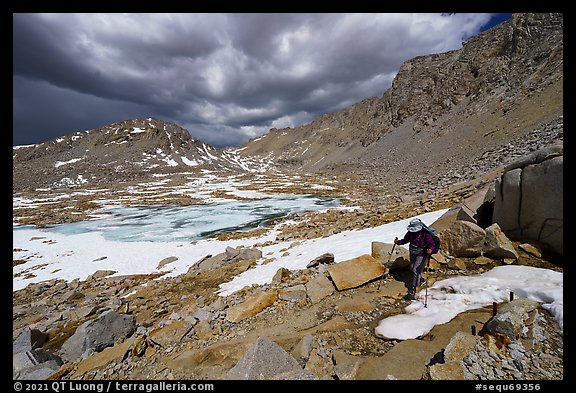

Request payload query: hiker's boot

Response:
[404,292,415,301]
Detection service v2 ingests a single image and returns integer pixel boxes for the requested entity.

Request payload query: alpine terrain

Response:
[13,13,563,381]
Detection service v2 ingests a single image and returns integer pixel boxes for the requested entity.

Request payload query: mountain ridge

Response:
[235,12,563,177]
[13,117,275,191]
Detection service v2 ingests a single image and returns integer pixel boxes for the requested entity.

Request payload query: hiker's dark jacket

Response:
[396,230,438,256]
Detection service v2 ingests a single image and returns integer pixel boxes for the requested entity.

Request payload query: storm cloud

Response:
[13,13,505,147]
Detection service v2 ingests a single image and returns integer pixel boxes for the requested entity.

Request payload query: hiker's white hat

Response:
[407,219,423,232]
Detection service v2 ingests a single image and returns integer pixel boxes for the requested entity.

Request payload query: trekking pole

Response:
[378,238,397,290]
[424,255,431,308]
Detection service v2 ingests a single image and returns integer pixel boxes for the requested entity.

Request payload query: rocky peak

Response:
[13,118,276,192]
[13,118,198,161]
[504,13,563,56]
[237,13,563,177]
[89,117,197,149]
[383,12,563,134]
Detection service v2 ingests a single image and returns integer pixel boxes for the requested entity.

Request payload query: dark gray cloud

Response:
[13,13,507,147]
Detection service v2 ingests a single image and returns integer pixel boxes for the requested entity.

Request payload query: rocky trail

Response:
[13,158,563,380]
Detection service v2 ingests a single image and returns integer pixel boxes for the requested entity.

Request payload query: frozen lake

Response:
[20,194,340,242]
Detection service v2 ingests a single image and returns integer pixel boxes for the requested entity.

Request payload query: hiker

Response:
[394,218,438,300]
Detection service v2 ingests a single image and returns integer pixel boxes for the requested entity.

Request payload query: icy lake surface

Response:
[32,194,339,242]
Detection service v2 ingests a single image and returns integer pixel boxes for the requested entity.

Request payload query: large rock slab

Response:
[481,298,541,340]
[483,223,519,260]
[149,320,195,348]
[162,338,253,375]
[13,349,63,379]
[305,273,335,304]
[327,254,385,290]
[13,328,48,354]
[429,332,481,380]
[356,339,432,380]
[225,336,303,380]
[70,335,137,379]
[442,220,486,257]
[493,144,563,255]
[59,310,136,362]
[520,155,563,254]
[225,290,278,323]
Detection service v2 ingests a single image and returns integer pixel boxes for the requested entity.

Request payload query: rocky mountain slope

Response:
[236,13,563,181]
[13,117,275,192]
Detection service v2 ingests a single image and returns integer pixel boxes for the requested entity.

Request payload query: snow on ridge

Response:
[250,135,266,143]
[165,131,176,150]
[13,144,39,150]
[53,175,89,188]
[309,184,335,190]
[24,129,273,173]
[130,127,146,134]
[105,140,128,146]
[202,144,218,160]
[219,151,274,173]
[161,155,179,167]
[182,156,201,166]
[312,157,325,166]
[55,157,84,168]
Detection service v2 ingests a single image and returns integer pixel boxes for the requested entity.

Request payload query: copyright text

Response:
[13,381,215,393]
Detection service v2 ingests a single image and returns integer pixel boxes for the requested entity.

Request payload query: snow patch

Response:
[55,157,84,168]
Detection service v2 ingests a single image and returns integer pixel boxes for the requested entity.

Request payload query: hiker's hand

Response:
[394,237,398,244]
[426,248,432,254]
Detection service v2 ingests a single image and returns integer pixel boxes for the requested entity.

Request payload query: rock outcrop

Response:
[225,336,313,380]
[428,298,562,380]
[327,254,385,290]
[492,143,563,256]
[58,310,136,363]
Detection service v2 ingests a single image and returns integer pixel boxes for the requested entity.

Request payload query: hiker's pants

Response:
[409,253,429,294]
